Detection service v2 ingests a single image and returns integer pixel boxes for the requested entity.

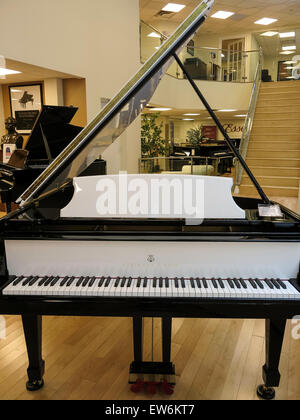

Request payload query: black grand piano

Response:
[0,0,299,401]
[0,105,106,212]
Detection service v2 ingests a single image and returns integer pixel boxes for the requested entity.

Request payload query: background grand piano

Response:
[0,105,106,213]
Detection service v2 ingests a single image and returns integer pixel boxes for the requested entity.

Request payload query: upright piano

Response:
[0,0,299,401]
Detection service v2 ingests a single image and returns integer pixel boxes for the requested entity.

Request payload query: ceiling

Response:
[140,0,300,35]
[0,58,80,85]
[144,106,248,121]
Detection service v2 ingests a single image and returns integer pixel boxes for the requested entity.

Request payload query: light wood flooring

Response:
[1,197,300,400]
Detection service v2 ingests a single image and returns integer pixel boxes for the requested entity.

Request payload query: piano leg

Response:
[257,318,286,400]
[22,315,45,391]
[162,317,172,363]
[132,316,143,362]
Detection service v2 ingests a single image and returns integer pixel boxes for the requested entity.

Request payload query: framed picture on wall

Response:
[9,84,43,134]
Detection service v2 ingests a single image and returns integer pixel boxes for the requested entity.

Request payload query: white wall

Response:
[0,0,141,173]
[151,76,253,110]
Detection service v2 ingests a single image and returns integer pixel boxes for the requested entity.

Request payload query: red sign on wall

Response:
[202,125,217,140]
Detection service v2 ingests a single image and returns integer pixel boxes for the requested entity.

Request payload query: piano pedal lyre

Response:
[129,362,176,395]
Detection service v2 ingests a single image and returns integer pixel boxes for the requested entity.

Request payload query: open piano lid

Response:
[25,106,82,162]
[17,0,214,204]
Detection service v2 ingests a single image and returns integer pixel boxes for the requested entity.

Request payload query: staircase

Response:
[239,80,300,198]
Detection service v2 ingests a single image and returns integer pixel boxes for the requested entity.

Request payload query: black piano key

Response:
[196,278,201,288]
[22,276,34,286]
[28,276,40,287]
[143,277,148,288]
[50,276,60,287]
[165,277,169,288]
[277,279,287,290]
[88,277,96,287]
[202,278,208,289]
[255,279,264,289]
[13,276,24,286]
[60,276,69,287]
[44,276,54,287]
[233,279,241,289]
[153,277,157,288]
[38,276,48,287]
[270,279,280,290]
[181,278,186,289]
[114,277,121,288]
[227,279,234,289]
[98,277,106,287]
[159,278,164,288]
[121,277,127,288]
[211,278,218,289]
[82,277,90,287]
[104,277,112,287]
[67,277,75,287]
[174,278,179,289]
[239,279,247,289]
[190,278,195,289]
[265,279,274,290]
[137,277,142,288]
[217,278,225,289]
[76,276,85,287]
[249,279,258,289]
[127,277,132,288]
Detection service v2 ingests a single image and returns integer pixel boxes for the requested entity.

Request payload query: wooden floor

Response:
[1,197,300,400]
[1,316,300,400]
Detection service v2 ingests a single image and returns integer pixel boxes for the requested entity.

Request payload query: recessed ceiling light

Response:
[184,113,200,116]
[162,3,186,13]
[148,32,161,38]
[218,109,237,112]
[280,32,295,38]
[260,31,279,37]
[211,11,235,19]
[235,114,247,117]
[150,107,172,111]
[183,118,194,121]
[254,18,278,26]
[282,45,296,51]
[0,68,21,76]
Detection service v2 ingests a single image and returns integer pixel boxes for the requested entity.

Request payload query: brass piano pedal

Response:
[129,362,176,395]
[257,384,276,400]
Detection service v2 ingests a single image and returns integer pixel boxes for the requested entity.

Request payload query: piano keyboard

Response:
[2,276,300,300]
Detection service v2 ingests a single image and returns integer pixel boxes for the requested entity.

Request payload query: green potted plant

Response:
[186,124,204,147]
[141,113,170,172]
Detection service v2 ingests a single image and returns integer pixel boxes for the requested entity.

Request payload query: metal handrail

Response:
[234,48,263,192]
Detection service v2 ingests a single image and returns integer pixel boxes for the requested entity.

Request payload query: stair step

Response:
[250,134,300,142]
[247,150,300,158]
[255,105,300,114]
[261,81,300,89]
[253,120,300,128]
[239,184,298,197]
[259,91,300,100]
[248,142,300,151]
[242,175,300,188]
[247,166,300,177]
[257,98,300,107]
[251,127,300,135]
[246,157,300,167]
[254,112,300,121]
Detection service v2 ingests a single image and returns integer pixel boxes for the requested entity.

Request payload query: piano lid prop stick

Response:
[173,53,271,206]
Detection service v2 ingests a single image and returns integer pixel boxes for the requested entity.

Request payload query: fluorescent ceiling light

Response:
[148,32,161,38]
[162,3,186,13]
[284,61,297,64]
[235,114,247,117]
[280,32,295,38]
[280,51,294,55]
[183,118,194,121]
[218,109,237,112]
[254,18,278,25]
[0,68,21,76]
[150,107,172,111]
[184,113,200,116]
[211,11,234,19]
[261,31,278,37]
[282,45,296,51]
[285,66,295,70]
